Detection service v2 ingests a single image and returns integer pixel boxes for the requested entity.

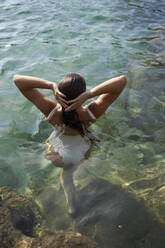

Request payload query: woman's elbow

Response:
[13,75,22,87]
[119,75,127,92]
[13,75,18,83]
[121,75,127,87]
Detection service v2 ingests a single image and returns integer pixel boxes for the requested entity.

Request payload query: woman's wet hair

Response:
[58,73,86,101]
[58,73,95,141]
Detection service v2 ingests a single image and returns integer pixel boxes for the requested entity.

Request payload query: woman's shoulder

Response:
[77,105,96,127]
[47,104,63,126]
[85,104,96,122]
[47,103,96,131]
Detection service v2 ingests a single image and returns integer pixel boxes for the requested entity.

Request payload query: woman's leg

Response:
[60,165,77,215]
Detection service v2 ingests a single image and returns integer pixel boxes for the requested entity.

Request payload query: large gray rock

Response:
[74,179,165,248]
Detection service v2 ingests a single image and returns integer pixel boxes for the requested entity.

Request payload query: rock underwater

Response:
[29,173,165,248]
[3,172,165,248]
[15,231,95,248]
[0,186,95,248]
[73,178,165,248]
[0,186,41,248]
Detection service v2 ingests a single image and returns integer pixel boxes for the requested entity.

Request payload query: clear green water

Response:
[0,0,165,246]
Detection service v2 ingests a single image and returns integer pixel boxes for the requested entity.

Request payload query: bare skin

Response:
[13,74,126,125]
[13,74,126,214]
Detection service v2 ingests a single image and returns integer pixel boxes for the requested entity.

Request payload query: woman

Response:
[13,73,126,215]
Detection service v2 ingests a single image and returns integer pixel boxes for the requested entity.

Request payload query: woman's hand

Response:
[50,83,68,108]
[65,91,90,111]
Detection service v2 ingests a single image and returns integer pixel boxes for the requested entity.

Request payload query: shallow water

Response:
[0,0,165,247]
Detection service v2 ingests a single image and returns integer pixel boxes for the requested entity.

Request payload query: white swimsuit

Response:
[45,104,96,167]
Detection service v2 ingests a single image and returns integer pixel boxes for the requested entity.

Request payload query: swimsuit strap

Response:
[85,104,96,121]
[46,104,60,121]
[46,103,96,122]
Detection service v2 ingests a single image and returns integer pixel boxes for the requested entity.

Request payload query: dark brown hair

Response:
[58,73,86,100]
[58,73,95,141]
[58,73,86,132]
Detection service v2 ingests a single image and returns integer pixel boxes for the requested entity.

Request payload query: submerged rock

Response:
[0,186,95,248]
[14,232,95,248]
[73,178,165,248]
[0,206,22,248]
[31,231,95,248]
[0,186,41,248]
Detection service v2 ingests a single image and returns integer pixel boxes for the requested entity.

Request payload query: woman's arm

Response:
[87,75,126,118]
[66,75,126,118]
[13,75,66,116]
[14,75,55,91]
[88,75,126,98]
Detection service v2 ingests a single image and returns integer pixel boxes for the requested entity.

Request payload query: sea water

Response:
[0,0,165,247]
